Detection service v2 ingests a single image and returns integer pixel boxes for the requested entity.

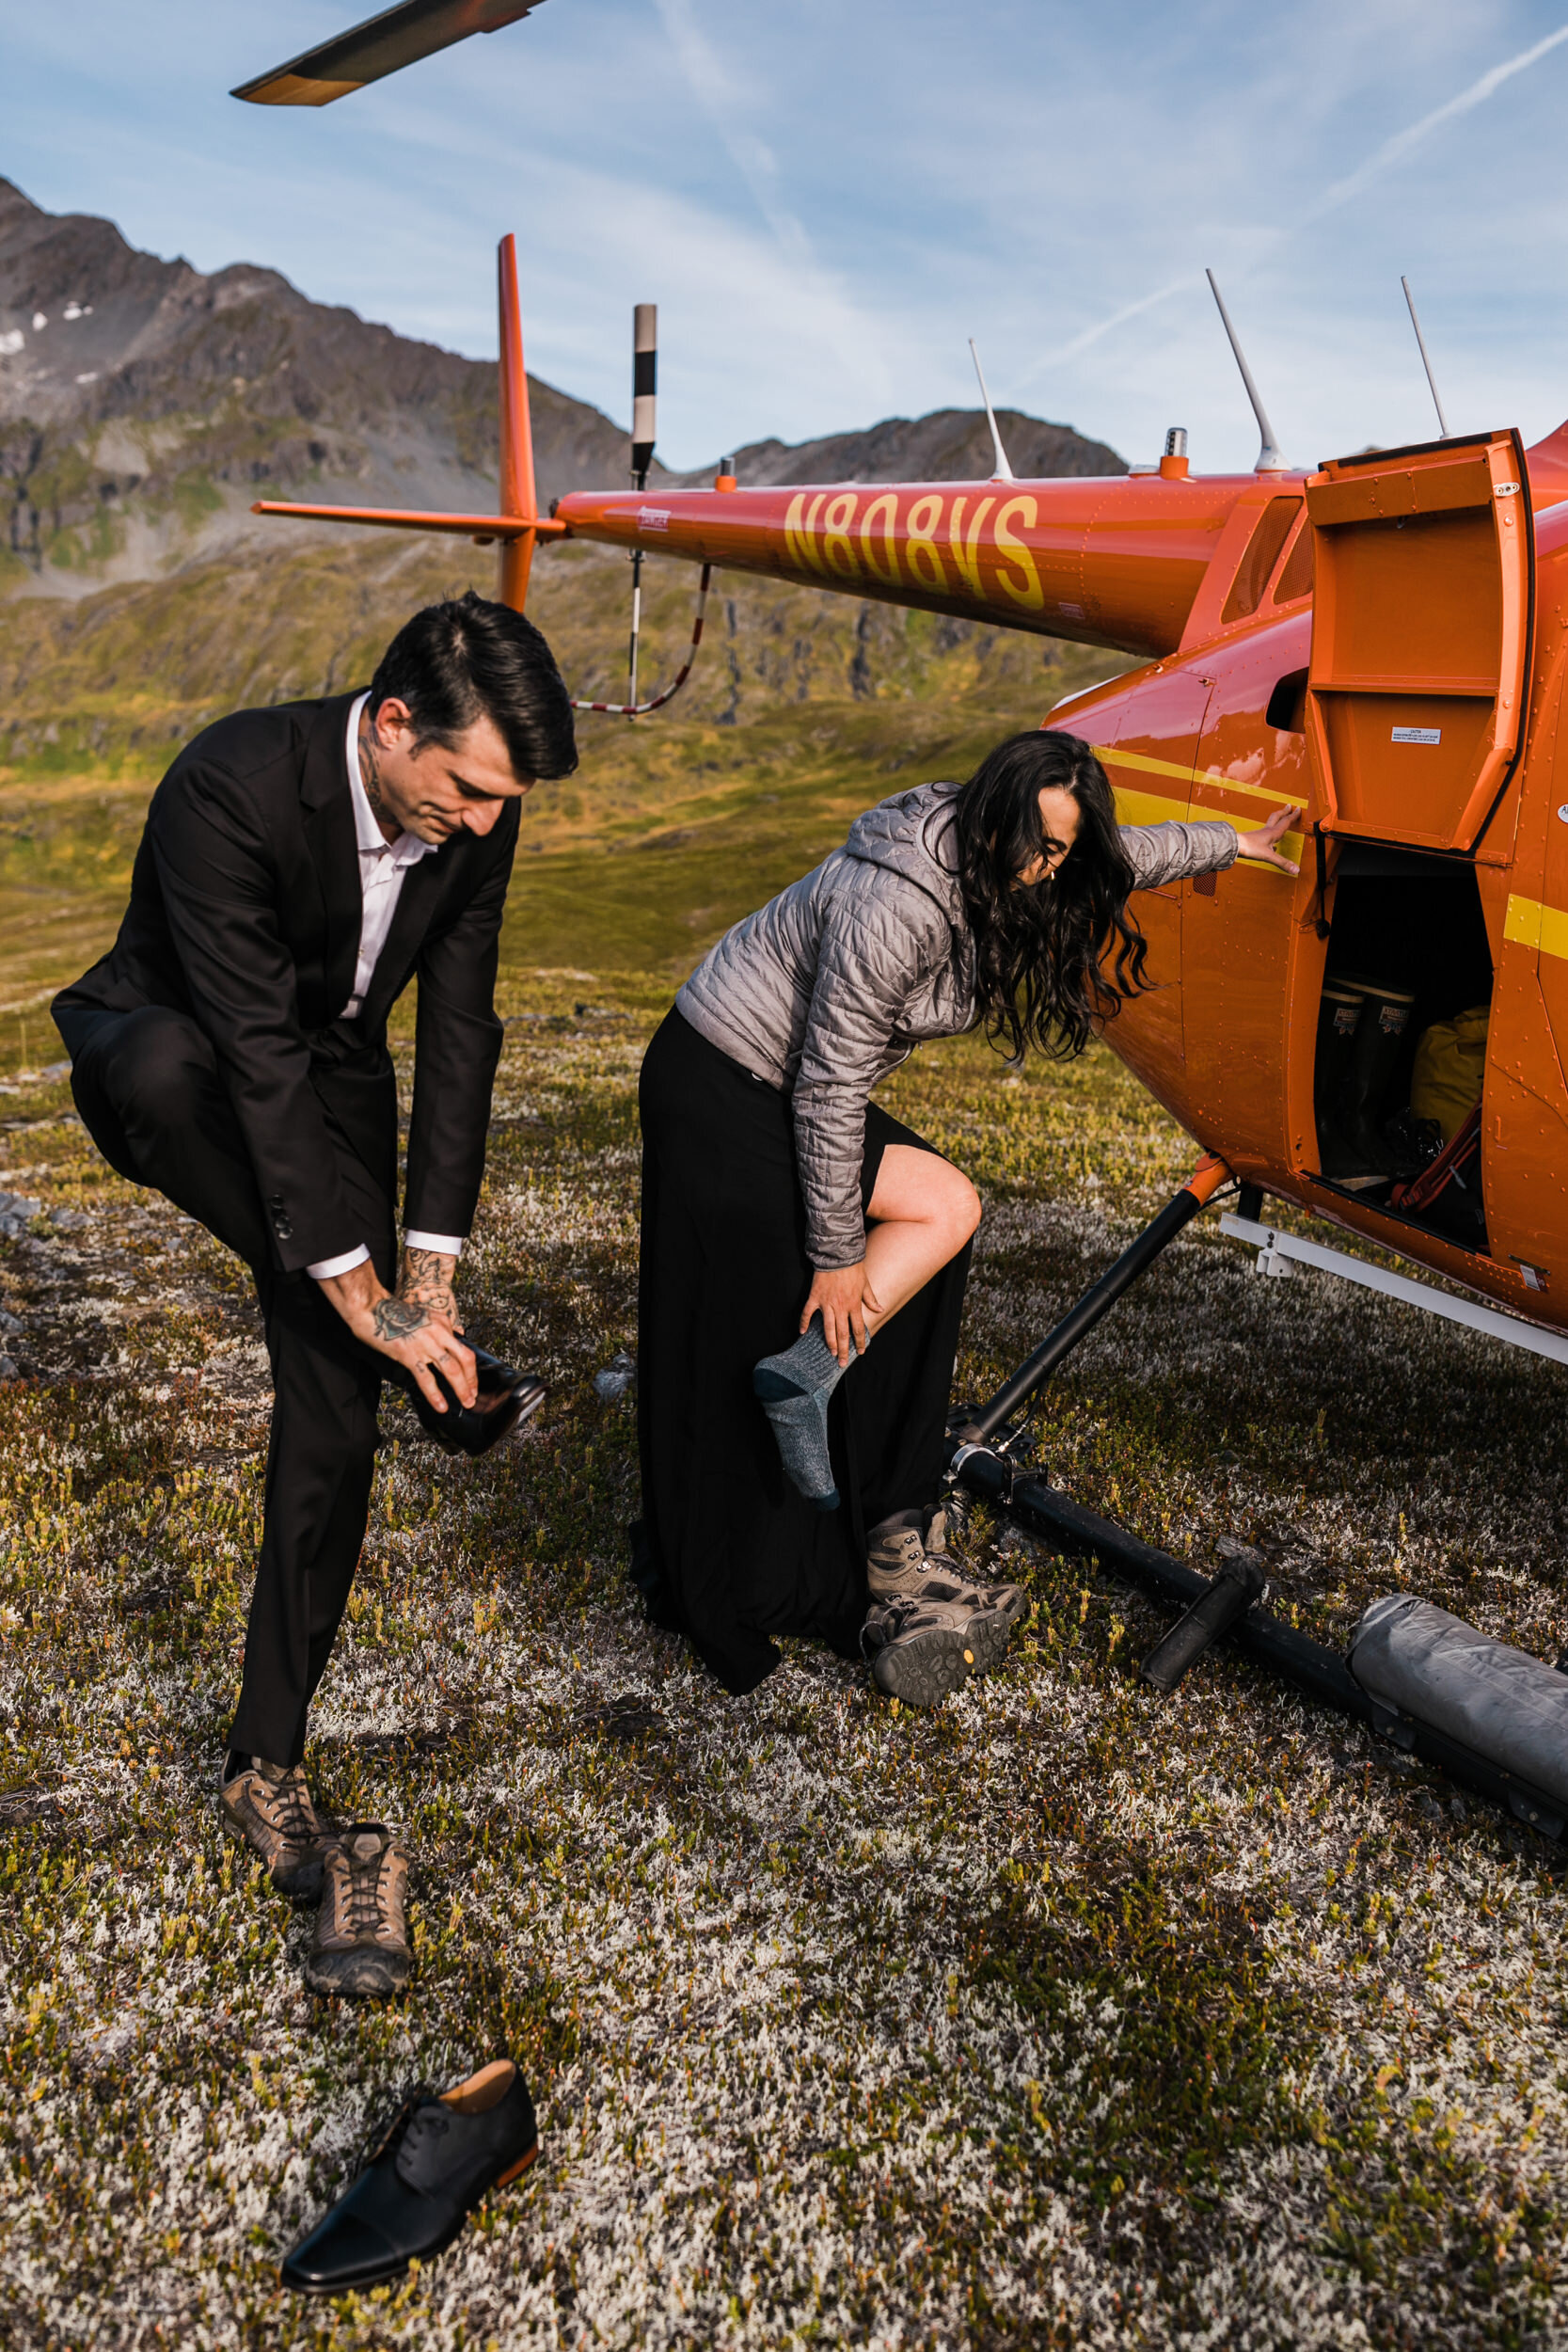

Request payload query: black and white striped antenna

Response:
[631,303,657,489]
[1401,276,1451,439]
[626,303,657,706]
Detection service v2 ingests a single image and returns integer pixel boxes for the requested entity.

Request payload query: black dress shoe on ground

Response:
[387,1344,546,1458]
[280,2059,539,2293]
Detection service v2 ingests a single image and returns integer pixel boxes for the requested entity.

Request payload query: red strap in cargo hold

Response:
[1391,1102,1481,1216]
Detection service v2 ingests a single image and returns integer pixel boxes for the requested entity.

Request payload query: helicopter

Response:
[253,235,1568,1834]
[256,239,1568,1345]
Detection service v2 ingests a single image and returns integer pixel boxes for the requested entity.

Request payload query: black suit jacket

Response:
[54,691,518,1273]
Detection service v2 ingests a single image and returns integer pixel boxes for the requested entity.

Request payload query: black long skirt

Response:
[634,1007,973,1694]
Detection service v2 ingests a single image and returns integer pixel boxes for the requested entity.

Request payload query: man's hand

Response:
[315,1255,477,1412]
[1234,803,1303,874]
[801,1261,881,1366]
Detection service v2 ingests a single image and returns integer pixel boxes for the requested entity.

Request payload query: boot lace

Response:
[328,1836,401,1942]
[262,1768,319,1850]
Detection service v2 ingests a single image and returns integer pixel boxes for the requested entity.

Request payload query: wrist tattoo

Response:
[397,1245,457,1317]
[400,1247,448,1290]
[372,1295,432,1343]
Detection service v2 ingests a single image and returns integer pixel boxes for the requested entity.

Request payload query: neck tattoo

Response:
[357,709,401,844]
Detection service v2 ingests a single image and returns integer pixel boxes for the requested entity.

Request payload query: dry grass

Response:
[0,966,1565,2348]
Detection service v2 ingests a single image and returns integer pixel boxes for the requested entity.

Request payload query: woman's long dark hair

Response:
[954,729,1149,1060]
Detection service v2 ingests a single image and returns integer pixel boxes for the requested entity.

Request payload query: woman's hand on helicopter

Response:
[1234,803,1303,874]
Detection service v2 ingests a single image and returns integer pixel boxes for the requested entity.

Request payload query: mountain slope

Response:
[695,406,1125,488]
[0,176,628,596]
[0,179,1125,599]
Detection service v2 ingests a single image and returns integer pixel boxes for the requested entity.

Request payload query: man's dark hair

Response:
[369,590,578,782]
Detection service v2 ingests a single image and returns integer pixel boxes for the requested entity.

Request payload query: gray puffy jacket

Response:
[675,781,1237,1267]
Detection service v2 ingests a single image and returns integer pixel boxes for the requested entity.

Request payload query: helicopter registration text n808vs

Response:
[254,234,1568,1353]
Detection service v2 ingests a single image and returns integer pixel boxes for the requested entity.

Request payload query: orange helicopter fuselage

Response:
[552,424,1568,1334]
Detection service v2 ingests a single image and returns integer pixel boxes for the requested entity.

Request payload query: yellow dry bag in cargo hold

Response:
[1409,1005,1489,1144]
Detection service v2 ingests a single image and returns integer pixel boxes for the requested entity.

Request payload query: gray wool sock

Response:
[753,1314,858,1511]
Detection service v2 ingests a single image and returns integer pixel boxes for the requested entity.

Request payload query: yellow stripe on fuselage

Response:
[1505,893,1568,961]
[1106,770,1303,864]
[1111,783,1188,830]
[1095,740,1306,812]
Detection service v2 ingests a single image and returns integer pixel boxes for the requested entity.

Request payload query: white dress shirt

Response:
[306,693,466,1281]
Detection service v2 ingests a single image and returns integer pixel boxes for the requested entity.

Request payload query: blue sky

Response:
[5,0,1568,473]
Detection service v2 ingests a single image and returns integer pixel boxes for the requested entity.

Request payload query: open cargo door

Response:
[1304,429,1533,853]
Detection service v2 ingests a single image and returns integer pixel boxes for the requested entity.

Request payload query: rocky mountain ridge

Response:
[0,176,1124,601]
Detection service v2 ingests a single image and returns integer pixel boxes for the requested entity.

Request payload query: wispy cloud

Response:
[1024,20,1568,389]
[1301,20,1568,227]
[1022,272,1200,383]
[651,0,813,266]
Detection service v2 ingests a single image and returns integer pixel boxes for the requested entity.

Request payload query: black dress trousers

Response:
[59,1002,396,1769]
[636,1007,972,1695]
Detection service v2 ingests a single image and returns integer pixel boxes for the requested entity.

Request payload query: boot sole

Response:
[962,1604,1020,1677]
[305,1948,412,1998]
[871,1626,973,1708]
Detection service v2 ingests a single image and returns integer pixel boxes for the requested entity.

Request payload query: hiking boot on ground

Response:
[922,1504,1030,1631]
[862,1594,979,1708]
[866,1507,1024,1673]
[219,1756,327,1900]
[307,1824,412,1998]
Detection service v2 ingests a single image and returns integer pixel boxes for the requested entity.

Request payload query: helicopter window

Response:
[1221,496,1303,625]
[1272,518,1315,605]
[1266,668,1308,732]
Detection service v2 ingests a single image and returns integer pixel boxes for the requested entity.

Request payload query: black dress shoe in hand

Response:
[385,1344,546,1458]
[280,2058,538,2294]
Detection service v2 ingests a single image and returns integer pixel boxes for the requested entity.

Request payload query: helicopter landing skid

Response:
[944,1441,1565,1844]
[943,1168,1568,1843]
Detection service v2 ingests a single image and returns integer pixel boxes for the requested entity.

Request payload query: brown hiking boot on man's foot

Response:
[306,1825,412,1998]
[219,1756,327,1899]
[866,1509,1024,1675]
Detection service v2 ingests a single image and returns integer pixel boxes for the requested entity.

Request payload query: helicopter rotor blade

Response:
[232,0,546,106]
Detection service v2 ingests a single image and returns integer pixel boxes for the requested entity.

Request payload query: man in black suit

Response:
[54,591,576,1904]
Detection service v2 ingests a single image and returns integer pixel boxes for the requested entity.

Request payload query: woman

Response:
[633,730,1299,1705]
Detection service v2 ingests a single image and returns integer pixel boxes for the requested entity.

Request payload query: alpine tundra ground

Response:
[0,964,1565,2351]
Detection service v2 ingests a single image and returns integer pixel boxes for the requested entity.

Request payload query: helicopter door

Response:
[1089,666,1216,1089]
[1303,429,1533,853]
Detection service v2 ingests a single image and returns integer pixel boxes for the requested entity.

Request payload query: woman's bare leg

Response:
[855,1145,981,1335]
[763,1146,979,1507]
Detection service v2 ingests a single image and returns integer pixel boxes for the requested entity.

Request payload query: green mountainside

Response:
[0,532,1125,1024]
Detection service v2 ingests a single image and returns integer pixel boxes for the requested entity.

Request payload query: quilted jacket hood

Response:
[842,782,966,930]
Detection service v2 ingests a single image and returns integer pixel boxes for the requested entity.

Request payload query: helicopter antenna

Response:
[968,339,1015,481]
[1401,275,1452,439]
[1204,270,1287,473]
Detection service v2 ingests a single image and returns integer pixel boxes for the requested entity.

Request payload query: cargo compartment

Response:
[1312,843,1493,1251]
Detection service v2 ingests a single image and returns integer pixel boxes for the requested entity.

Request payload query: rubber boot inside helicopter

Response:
[1312,856,1493,1249]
